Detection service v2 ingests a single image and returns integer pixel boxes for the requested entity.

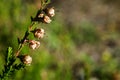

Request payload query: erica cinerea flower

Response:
[43,15,52,23]
[29,40,40,50]
[47,7,55,17]
[22,55,32,65]
[38,13,44,18]
[34,28,45,39]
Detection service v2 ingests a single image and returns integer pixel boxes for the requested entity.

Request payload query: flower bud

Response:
[22,55,32,65]
[47,7,55,17]
[43,16,51,24]
[29,40,40,50]
[34,28,45,39]
[38,13,44,18]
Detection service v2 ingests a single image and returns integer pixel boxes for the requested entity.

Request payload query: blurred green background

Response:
[0,0,120,80]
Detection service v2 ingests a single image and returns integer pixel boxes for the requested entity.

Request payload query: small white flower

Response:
[29,40,40,50]
[23,55,32,65]
[34,28,45,39]
[43,16,52,24]
[38,13,44,18]
[47,7,55,17]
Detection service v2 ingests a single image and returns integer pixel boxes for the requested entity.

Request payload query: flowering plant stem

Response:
[15,22,35,57]
[0,19,35,80]
[0,0,54,79]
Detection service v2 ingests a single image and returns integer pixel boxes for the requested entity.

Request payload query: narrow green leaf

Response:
[41,0,51,7]
[7,47,13,62]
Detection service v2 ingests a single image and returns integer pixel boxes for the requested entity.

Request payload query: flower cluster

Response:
[19,7,55,65]
[31,7,55,24]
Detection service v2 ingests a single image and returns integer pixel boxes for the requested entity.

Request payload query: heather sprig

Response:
[0,0,55,79]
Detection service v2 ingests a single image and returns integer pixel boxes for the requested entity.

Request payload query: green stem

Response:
[15,22,35,57]
[0,22,35,79]
[41,0,50,9]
